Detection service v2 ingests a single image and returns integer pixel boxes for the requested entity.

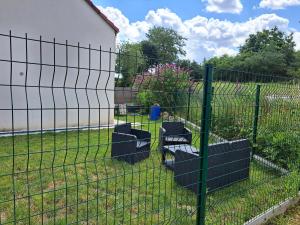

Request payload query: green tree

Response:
[177,59,203,80]
[206,54,236,69]
[288,51,300,77]
[140,40,159,68]
[205,27,297,79]
[237,45,287,76]
[146,27,187,64]
[116,42,145,87]
[240,27,296,66]
[205,55,238,80]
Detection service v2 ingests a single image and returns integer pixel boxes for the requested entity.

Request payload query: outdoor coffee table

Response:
[162,144,198,170]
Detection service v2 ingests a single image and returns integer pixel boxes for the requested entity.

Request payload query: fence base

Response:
[253,154,289,175]
[244,192,300,225]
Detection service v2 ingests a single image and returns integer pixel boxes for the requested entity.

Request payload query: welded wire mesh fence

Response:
[206,68,300,225]
[0,31,299,225]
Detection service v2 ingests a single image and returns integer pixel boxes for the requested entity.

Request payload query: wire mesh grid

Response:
[206,68,300,224]
[0,32,299,225]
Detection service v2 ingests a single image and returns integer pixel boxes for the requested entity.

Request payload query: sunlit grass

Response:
[0,115,298,224]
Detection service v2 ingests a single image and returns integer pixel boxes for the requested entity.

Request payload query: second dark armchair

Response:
[159,121,192,150]
[111,123,151,164]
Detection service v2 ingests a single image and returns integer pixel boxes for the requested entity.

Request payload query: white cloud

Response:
[97,6,150,42]
[259,0,300,9]
[99,6,296,62]
[204,0,243,14]
[214,47,239,56]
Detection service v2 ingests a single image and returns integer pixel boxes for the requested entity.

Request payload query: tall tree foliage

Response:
[208,27,298,79]
[140,40,159,67]
[177,59,203,80]
[288,51,300,77]
[146,27,187,64]
[237,46,287,76]
[240,27,296,66]
[116,42,145,87]
[116,27,188,86]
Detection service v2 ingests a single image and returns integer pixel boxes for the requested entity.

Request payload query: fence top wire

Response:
[213,66,300,84]
[3,32,299,92]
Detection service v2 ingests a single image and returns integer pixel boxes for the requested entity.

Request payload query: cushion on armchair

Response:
[165,136,189,143]
[137,140,149,148]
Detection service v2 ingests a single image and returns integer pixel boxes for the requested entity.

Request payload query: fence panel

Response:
[205,67,300,225]
[0,31,299,225]
[0,32,203,225]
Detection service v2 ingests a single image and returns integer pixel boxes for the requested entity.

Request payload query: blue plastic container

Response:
[150,105,161,120]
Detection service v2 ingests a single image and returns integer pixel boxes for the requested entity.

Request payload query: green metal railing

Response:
[196,64,213,225]
[252,84,261,155]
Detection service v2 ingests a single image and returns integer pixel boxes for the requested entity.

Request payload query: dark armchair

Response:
[159,121,192,146]
[111,123,151,164]
[159,121,192,162]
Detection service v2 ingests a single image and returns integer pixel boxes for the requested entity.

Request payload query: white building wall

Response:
[0,0,116,131]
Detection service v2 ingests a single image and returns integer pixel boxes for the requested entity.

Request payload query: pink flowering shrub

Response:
[136,64,191,113]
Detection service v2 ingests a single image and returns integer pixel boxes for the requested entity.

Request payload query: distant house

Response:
[0,0,119,131]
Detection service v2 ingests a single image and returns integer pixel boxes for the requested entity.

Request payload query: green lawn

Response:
[0,115,298,225]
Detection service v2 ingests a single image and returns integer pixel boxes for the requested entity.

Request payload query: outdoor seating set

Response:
[111,121,251,193]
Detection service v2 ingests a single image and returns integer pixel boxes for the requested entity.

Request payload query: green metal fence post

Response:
[196,64,213,225]
[187,86,191,121]
[252,84,261,153]
[210,86,214,126]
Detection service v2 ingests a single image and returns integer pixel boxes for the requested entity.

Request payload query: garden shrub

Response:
[211,106,252,140]
[257,130,300,170]
[136,90,155,113]
[136,64,190,115]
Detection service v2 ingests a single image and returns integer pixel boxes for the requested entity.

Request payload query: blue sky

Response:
[93,0,300,62]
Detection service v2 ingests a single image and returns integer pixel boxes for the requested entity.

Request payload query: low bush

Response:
[136,90,155,113]
[137,64,190,114]
[257,130,300,170]
[211,107,252,140]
